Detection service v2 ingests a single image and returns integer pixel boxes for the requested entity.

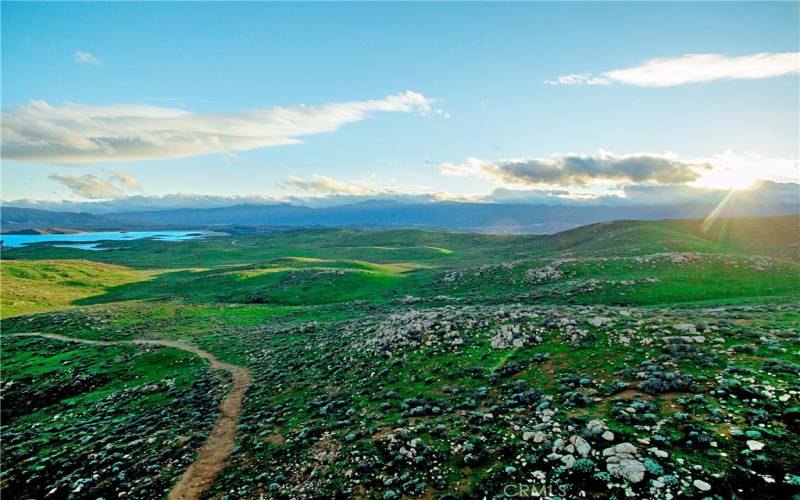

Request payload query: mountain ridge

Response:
[2,199,798,234]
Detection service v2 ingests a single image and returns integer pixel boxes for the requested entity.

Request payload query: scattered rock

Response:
[746,440,765,451]
[693,479,711,492]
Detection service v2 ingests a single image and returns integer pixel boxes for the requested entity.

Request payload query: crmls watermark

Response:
[503,483,569,498]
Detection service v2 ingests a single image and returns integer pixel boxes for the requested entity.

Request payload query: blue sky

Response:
[2,2,798,208]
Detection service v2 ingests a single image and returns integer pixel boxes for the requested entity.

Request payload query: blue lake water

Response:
[1,231,205,249]
[53,243,107,251]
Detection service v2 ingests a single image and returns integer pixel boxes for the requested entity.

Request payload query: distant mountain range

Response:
[2,198,798,234]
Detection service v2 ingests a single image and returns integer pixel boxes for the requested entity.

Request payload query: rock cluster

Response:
[604,443,646,483]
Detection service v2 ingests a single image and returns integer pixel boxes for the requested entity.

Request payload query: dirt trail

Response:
[10,332,251,500]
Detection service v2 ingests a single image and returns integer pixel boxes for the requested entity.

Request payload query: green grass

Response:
[3,217,798,312]
[0,334,225,498]
[71,258,418,306]
[1,336,205,418]
[2,215,799,499]
[560,256,800,305]
[0,260,152,318]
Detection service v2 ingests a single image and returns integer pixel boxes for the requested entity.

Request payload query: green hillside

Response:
[0,260,152,318]
[2,216,799,499]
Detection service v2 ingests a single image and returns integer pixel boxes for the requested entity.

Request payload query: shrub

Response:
[643,458,664,476]
[572,458,596,475]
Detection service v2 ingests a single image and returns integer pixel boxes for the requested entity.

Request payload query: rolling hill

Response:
[2,216,799,499]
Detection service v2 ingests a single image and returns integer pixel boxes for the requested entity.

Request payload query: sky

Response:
[1,2,799,210]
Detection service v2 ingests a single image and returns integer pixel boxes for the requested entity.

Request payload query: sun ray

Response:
[702,188,739,234]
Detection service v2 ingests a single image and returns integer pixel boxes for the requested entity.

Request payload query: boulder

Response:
[570,436,591,457]
[561,454,576,468]
[607,458,646,483]
[746,440,765,451]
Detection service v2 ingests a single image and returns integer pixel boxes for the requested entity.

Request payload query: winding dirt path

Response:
[10,332,251,500]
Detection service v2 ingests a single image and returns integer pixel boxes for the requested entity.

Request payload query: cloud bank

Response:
[547,52,800,87]
[440,153,709,186]
[31,193,289,213]
[1,91,436,165]
[6,181,797,214]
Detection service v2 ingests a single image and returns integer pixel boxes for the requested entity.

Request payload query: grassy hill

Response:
[76,258,421,306]
[517,215,800,259]
[4,216,797,309]
[4,216,797,269]
[0,260,151,318]
[1,216,799,499]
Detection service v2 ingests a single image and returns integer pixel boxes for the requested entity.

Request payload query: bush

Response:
[763,359,800,375]
[573,458,596,475]
[603,380,629,396]
[638,371,695,395]
[643,458,664,476]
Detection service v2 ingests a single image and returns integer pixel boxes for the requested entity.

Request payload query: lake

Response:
[1,230,206,249]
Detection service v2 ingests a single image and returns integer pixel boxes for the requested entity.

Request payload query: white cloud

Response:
[441,151,799,193]
[284,174,377,196]
[440,152,709,187]
[4,194,282,213]
[1,91,437,165]
[281,174,458,205]
[108,168,143,191]
[2,191,443,212]
[6,180,797,214]
[438,161,478,177]
[547,52,800,87]
[49,169,142,199]
[50,173,127,199]
[620,180,800,206]
[485,187,587,205]
[74,51,102,66]
[687,151,799,190]
[544,74,611,86]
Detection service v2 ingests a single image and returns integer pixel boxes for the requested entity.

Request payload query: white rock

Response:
[607,458,646,483]
[586,419,606,434]
[649,447,668,459]
[614,442,638,455]
[588,317,611,327]
[572,436,591,457]
[693,479,711,492]
[747,440,765,451]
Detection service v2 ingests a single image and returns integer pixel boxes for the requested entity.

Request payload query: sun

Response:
[692,167,761,191]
